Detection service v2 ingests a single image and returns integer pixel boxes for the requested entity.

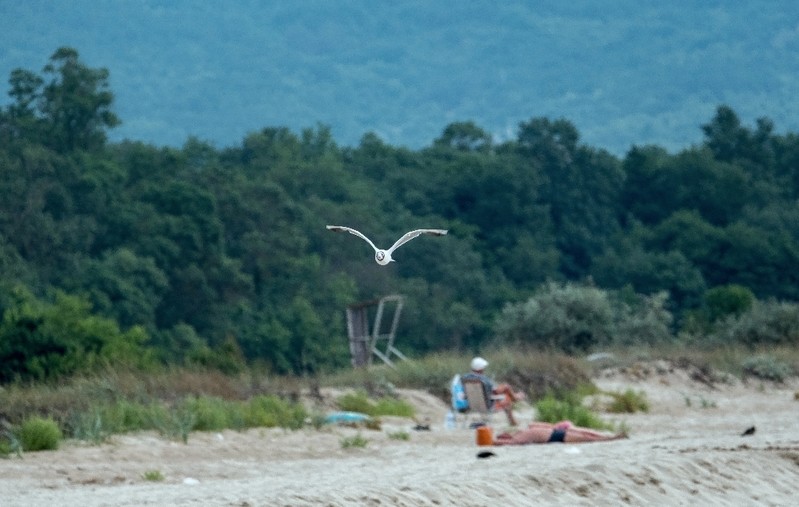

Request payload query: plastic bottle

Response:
[445,410,456,429]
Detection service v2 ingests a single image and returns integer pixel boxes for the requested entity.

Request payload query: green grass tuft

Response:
[387,430,410,441]
[340,432,369,449]
[243,395,307,430]
[142,470,165,481]
[17,416,63,451]
[183,396,231,432]
[605,389,649,413]
[336,390,415,418]
[0,430,23,457]
[535,393,610,430]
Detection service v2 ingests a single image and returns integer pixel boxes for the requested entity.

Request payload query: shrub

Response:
[493,282,675,352]
[387,355,458,392]
[534,394,610,430]
[605,389,649,413]
[372,397,415,418]
[493,282,614,352]
[336,390,415,418]
[336,390,373,414]
[185,338,246,375]
[152,404,195,444]
[502,353,594,401]
[69,409,109,443]
[68,399,177,441]
[611,291,673,346]
[0,287,154,383]
[98,399,155,433]
[183,396,231,431]
[742,354,793,382]
[712,301,799,347]
[17,416,63,451]
[244,395,307,430]
[704,284,755,322]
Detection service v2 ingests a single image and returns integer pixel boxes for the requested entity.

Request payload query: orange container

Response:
[475,425,493,446]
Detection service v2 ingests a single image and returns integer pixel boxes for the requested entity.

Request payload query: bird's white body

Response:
[326,225,448,265]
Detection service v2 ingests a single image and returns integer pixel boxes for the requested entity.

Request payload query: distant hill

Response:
[2,1,798,154]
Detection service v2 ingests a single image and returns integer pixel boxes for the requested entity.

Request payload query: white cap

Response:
[470,357,488,371]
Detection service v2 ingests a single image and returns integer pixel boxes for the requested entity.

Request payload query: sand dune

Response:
[2,361,798,506]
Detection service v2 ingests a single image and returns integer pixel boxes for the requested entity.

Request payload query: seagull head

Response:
[374,250,393,265]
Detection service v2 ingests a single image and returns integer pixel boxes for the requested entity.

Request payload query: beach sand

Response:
[2,361,798,506]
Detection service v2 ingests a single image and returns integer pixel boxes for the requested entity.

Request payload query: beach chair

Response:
[460,375,506,427]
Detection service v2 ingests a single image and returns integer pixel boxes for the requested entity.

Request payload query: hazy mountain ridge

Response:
[2,1,798,153]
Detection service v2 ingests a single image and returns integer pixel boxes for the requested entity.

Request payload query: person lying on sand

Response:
[494,421,627,445]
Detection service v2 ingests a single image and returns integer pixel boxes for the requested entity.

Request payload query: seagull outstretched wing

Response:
[387,229,448,254]
[326,225,378,252]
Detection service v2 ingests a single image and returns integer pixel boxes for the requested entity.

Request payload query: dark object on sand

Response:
[741,426,756,436]
[477,451,496,459]
[413,424,430,431]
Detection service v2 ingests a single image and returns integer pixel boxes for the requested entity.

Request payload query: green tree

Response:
[1,47,119,152]
[1,69,44,142]
[74,248,169,329]
[623,147,752,227]
[701,105,749,163]
[39,47,120,152]
[772,132,799,198]
[433,121,492,152]
[281,296,347,374]
[619,145,673,226]
[706,222,799,300]
[593,244,707,312]
[645,210,723,264]
[702,105,776,171]
[517,117,624,278]
[0,287,152,382]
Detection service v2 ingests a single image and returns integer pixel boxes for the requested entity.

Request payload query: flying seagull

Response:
[326,225,448,265]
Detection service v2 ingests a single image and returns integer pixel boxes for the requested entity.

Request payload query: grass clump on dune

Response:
[16,416,63,451]
[605,389,650,414]
[336,390,415,418]
[534,393,611,430]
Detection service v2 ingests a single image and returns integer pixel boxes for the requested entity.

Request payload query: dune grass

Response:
[142,470,165,482]
[534,394,613,430]
[340,432,369,449]
[320,348,596,402]
[0,366,309,449]
[582,343,799,382]
[335,390,415,418]
[16,416,63,451]
[1,344,796,453]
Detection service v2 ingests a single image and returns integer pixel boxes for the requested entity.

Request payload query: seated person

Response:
[461,356,526,426]
[494,420,627,445]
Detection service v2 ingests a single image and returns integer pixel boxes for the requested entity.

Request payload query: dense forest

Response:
[2,48,798,381]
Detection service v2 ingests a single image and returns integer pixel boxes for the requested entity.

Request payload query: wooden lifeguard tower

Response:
[346,294,407,368]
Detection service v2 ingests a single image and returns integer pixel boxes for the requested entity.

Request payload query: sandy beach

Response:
[2,361,798,506]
